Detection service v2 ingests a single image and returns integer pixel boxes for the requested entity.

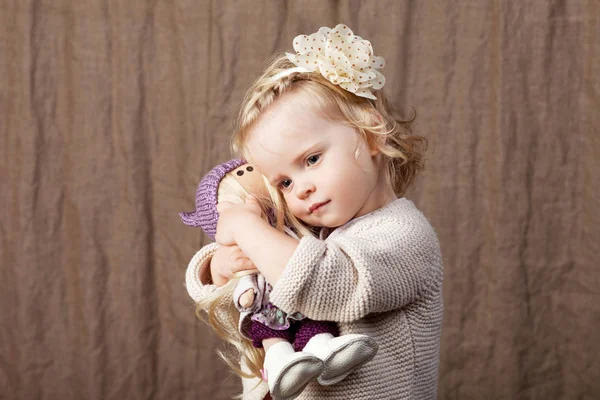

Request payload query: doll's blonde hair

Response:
[231,53,427,221]
[195,172,312,385]
[195,174,263,383]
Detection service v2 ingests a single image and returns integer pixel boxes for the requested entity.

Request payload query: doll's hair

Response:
[231,53,427,206]
[194,173,264,383]
[195,270,264,386]
[194,172,312,385]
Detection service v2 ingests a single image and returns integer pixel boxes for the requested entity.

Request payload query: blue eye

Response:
[279,179,292,189]
[307,154,320,165]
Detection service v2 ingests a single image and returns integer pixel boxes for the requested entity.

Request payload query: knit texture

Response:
[179,158,246,239]
[269,198,444,399]
[185,198,444,400]
[185,241,220,302]
[248,320,295,347]
[293,319,339,352]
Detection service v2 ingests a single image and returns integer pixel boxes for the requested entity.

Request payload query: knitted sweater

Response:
[185,198,444,400]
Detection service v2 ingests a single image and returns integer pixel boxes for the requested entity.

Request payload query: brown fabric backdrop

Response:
[1,1,598,399]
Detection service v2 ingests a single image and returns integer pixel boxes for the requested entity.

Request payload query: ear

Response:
[368,111,383,156]
[369,142,380,156]
[369,109,384,126]
[367,134,382,157]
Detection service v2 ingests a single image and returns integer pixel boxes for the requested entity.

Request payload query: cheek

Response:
[284,194,300,210]
[327,159,355,183]
[285,195,307,217]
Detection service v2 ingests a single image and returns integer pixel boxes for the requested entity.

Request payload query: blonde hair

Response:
[263,175,318,238]
[194,172,311,385]
[195,174,264,383]
[231,53,427,212]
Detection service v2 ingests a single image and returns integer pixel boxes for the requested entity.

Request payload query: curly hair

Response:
[231,53,427,200]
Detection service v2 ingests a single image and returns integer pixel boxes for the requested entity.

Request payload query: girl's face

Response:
[245,91,394,228]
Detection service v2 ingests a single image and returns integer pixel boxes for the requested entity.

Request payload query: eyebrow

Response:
[269,141,324,184]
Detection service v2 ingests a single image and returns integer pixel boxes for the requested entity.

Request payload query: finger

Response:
[232,247,247,258]
[237,258,254,271]
[232,257,256,273]
[226,251,248,270]
[212,274,230,287]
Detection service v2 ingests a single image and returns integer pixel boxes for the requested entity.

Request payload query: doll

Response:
[180,159,378,400]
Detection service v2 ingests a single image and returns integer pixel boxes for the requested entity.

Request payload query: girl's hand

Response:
[215,197,262,246]
[210,244,258,284]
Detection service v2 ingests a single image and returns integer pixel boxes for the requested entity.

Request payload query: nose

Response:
[295,179,315,200]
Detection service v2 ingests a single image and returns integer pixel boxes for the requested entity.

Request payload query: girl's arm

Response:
[267,213,443,323]
[215,199,443,323]
[215,202,298,285]
[232,214,298,284]
[185,242,220,302]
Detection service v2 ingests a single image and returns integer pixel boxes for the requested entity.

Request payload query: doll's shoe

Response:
[264,341,324,400]
[302,333,378,386]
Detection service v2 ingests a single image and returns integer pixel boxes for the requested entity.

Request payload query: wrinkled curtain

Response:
[1,1,598,399]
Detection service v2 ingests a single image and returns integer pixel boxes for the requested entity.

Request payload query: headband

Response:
[275,24,386,100]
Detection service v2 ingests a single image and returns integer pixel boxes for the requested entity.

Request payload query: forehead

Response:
[245,94,327,161]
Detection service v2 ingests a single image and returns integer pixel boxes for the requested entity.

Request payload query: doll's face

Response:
[229,163,269,199]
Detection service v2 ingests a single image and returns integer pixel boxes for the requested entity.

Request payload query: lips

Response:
[309,200,330,213]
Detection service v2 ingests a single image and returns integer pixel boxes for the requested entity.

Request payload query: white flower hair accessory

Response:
[283,24,386,100]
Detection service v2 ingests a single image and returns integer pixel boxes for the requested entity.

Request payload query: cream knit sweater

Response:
[185,198,444,400]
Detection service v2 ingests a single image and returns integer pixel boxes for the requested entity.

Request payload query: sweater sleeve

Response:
[268,211,443,323]
[185,242,220,302]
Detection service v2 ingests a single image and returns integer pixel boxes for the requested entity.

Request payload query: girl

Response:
[181,159,378,400]
[212,24,444,399]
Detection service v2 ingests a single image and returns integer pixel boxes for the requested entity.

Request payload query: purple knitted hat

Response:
[179,158,247,240]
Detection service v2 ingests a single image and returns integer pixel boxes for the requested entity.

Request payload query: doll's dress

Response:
[233,273,304,338]
[252,298,304,330]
